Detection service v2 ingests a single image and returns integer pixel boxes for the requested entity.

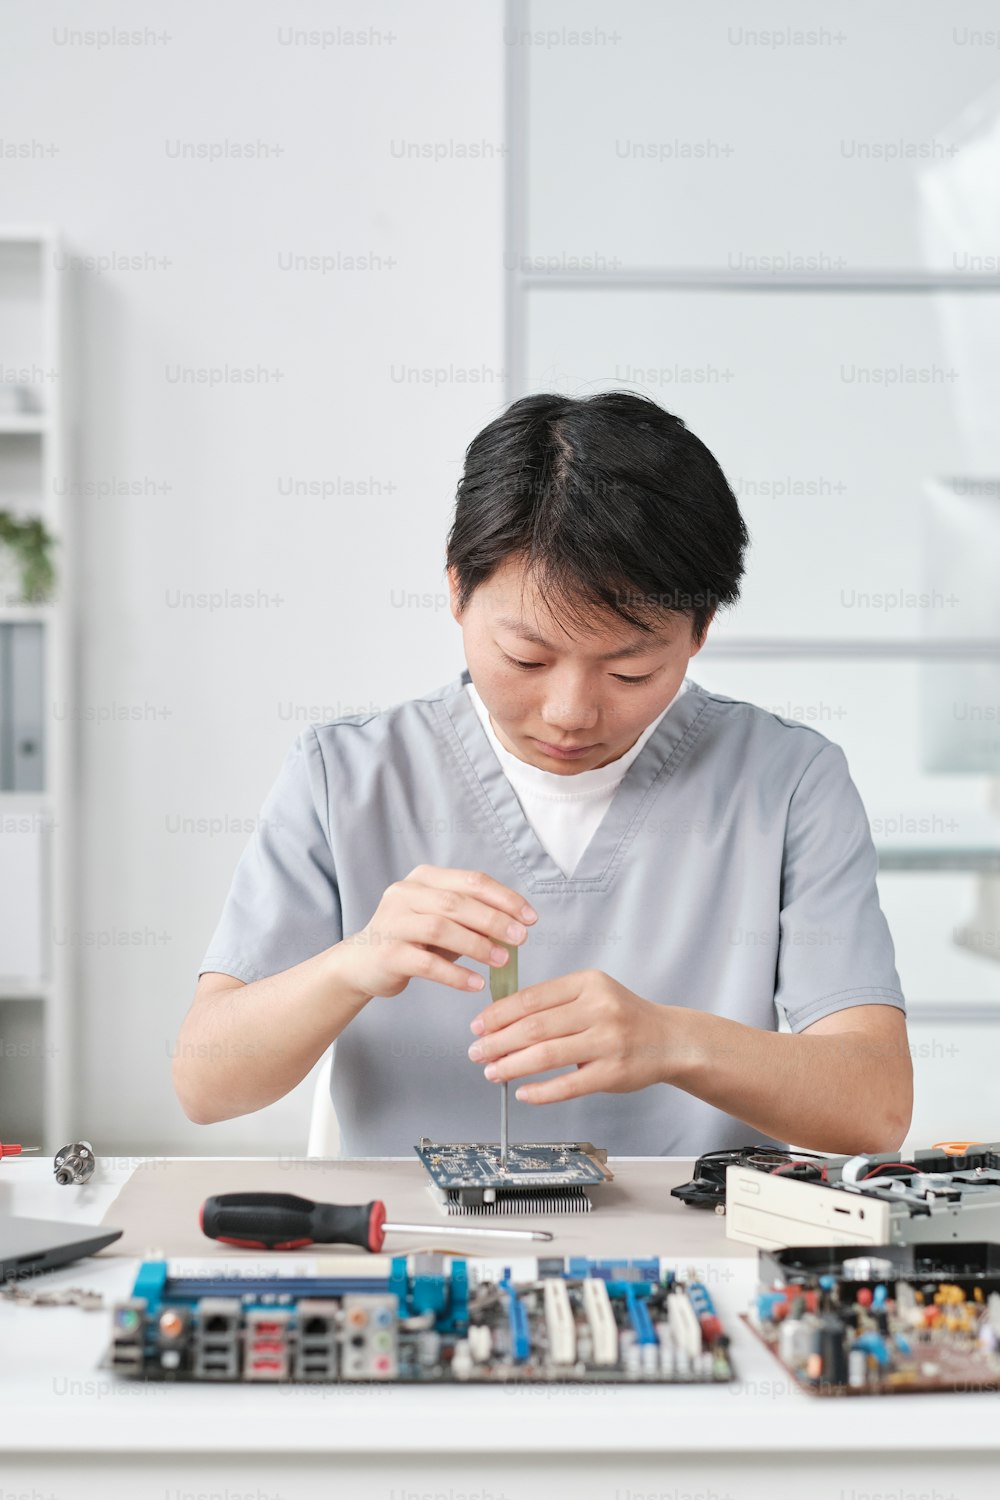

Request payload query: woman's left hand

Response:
[467,968,680,1103]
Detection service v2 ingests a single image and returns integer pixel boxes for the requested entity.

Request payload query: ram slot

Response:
[667,1290,702,1361]
[542,1277,577,1365]
[582,1277,618,1367]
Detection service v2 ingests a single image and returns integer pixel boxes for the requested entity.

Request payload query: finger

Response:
[405,865,537,925]
[515,1063,603,1105]
[396,943,487,993]
[408,884,533,953]
[468,1000,589,1063]
[396,911,515,970]
[471,972,585,1035]
[480,1033,595,1084]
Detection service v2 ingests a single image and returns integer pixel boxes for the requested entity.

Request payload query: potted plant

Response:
[0,512,57,605]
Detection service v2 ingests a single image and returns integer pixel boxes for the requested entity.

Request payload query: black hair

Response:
[445,391,749,643]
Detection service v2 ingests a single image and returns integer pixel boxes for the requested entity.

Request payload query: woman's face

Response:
[448,556,710,775]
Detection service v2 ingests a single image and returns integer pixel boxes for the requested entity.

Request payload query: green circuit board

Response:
[415,1140,611,1190]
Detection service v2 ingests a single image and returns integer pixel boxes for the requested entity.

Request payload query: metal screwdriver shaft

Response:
[500,1075,508,1169]
[383,1220,551,1242]
[490,941,519,1167]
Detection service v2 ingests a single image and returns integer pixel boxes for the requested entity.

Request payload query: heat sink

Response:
[434,1187,593,1216]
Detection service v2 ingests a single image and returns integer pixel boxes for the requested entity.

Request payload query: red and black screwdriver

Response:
[200,1192,552,1251]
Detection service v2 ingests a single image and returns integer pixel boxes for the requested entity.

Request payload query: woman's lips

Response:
[530,738,598,760]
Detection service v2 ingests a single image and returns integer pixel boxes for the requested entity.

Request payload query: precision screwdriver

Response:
[0,1142,39,1162]
[490,941,519,1166]
[200,1192,553,1251]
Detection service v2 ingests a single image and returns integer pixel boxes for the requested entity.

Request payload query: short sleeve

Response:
[199,730,342,983]
[774,742,905,1031]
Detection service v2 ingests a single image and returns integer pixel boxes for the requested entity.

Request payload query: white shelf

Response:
[0,229,72,1148]
[0,413,48,435]
[0,979,51,1002]
[0,604,55,624]
[0,225,57,245]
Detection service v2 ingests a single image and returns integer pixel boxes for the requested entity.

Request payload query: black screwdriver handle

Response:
[200,1191,387,1251]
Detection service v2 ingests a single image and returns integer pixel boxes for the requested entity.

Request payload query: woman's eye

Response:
[502,651,656,684]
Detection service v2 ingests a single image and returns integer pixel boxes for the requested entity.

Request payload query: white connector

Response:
[543,1276,577,1365]
[582,1277,618,1367]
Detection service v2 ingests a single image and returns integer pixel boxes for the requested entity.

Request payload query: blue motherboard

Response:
[108,1252,734,1385]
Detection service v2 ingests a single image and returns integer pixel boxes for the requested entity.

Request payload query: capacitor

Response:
[416,1330,442,1366]
[988,1292,1000,1336]
[778,1317,810,1368]
[854,1331,890,1369]
[656,1327,676,1377]
[807,1316,848,1387]
[847,1347,868,1389]
[468,1324,492,1364]
[756,1291,788,1324]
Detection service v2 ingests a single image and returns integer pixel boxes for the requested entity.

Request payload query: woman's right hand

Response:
[338,864,537,1000]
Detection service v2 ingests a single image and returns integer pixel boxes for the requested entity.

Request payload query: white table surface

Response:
[2,1156,999,1500]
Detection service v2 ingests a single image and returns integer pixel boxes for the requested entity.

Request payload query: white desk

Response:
[1,1156,999,1500]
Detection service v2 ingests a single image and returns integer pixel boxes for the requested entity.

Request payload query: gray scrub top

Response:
[200,669,905,1156]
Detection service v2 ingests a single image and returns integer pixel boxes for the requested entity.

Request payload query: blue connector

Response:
[132,1261,168,1308]
[500,1280,530,1361]
[625,1286,658,1346]
[687,1281,716,1319]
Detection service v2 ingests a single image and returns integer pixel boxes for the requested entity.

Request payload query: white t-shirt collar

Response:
[467,677,689,800]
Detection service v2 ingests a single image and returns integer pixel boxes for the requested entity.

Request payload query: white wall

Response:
[1,0,505,1152]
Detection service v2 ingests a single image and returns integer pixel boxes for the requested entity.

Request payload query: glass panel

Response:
[524,0,1000,272]
[878,874,1000,1010]
[0,240,45,388]
[0,998,45,1143]
[525,287,1000,636]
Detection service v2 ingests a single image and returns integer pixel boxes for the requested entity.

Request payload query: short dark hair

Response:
[445,391,749,642]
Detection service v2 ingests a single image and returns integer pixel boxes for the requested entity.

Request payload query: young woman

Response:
[173,393,912,1156]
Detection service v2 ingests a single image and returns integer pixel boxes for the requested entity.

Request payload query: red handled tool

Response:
[200,1191,551,1251]
[0,1142,38,1162]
